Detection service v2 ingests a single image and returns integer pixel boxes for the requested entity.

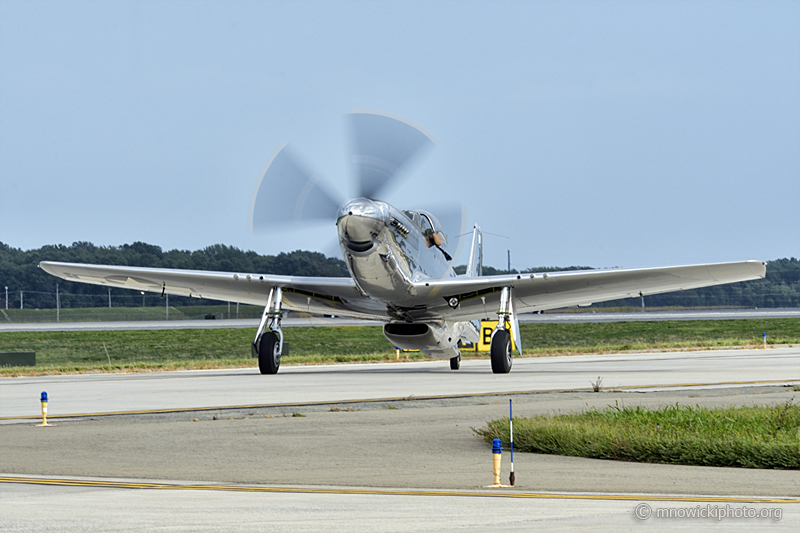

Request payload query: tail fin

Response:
[465,225,483,277]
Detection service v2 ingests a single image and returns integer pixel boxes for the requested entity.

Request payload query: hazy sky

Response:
[1,0,798,270]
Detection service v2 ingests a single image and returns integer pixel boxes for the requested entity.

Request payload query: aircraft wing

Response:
[415,260,766,322]
[38,261,387,320]
[40,259,766,323]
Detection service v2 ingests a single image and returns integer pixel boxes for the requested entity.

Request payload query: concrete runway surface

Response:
[1,347,797,419]
[520,308,800,323]
[1,307,797,332]
[1,477,796,532]
[2,347,799,531]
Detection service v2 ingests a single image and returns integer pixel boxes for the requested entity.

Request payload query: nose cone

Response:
[338,198,387,222]
[338,198,388,253]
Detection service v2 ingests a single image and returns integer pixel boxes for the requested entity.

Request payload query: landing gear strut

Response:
[490,286,520,374]
[252,287,284,374]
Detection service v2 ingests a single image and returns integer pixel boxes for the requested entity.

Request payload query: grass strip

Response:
[476,402,800,469]
[0,318,797,376]
[0,326,405,375]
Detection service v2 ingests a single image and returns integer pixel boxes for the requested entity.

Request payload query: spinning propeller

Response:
[248,110,467,260]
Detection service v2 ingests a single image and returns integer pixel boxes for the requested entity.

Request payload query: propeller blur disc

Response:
[348,110,435,199]
[248,144,342,232]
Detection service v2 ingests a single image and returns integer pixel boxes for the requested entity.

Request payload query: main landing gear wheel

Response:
[258,332,281,375]
[450,354,461,370]
[490,329,512,374]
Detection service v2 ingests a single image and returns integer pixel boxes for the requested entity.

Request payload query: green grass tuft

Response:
[477,401,800,469]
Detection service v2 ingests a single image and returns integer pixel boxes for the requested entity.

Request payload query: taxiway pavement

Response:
[3,347,799,530]
[2,476,796,532]
[1,347,797,420]
[2,385,799,497]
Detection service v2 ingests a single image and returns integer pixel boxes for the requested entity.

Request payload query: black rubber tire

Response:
[258,331,281,375]
[450,354,461,370]
[490,329,512,374]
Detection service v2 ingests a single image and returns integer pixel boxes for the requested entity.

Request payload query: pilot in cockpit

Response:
[404,210,449,256]
[419,213,452,260]
[419,213,442,248]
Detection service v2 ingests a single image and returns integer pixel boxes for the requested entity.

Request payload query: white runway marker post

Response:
[509,399,515,486]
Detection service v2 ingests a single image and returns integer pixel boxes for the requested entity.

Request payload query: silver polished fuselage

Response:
[337,198,456,317]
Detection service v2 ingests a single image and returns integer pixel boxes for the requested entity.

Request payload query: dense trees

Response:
[0,242,347,309]
[1,241,797,309]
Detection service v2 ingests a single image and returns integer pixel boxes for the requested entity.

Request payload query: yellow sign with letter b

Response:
[475,320,516,352]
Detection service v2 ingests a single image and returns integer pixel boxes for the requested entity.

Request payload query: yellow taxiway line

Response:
[1,378,797,421]
[1,476,797,504]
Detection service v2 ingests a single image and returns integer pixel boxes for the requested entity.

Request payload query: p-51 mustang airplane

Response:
[40,111,766,375]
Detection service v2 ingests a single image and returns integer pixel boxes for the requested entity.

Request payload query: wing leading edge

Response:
[38,261,388,320]
[412,260,766,322]
[40,259,766,323]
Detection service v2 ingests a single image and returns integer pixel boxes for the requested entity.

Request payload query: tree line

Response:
[0,241,347,310]
[1,241,797,309]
